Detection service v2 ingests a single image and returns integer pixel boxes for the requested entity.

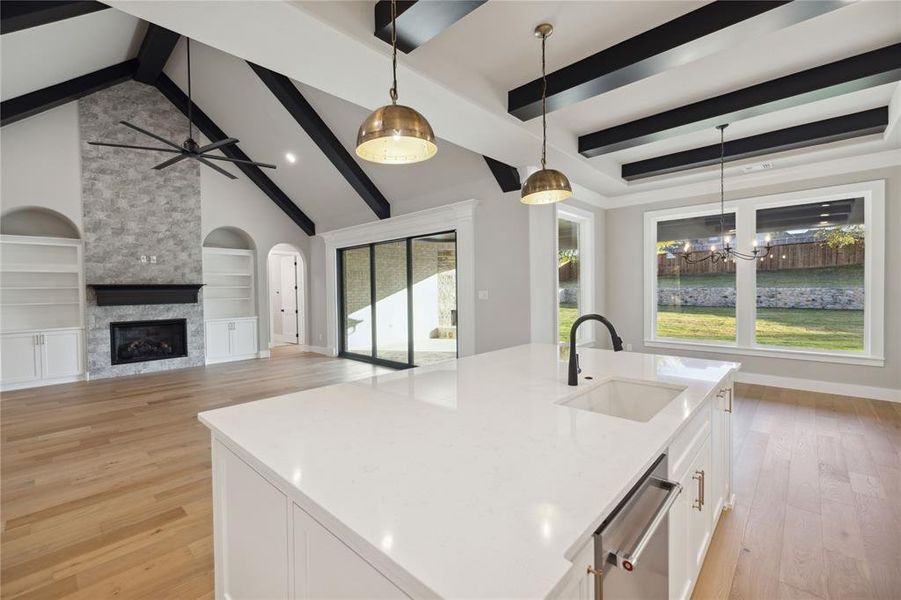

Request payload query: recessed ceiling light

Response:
[819,220,830,225]
[821,203,830,207]
[820,213,830,217]
[285,152,297,164]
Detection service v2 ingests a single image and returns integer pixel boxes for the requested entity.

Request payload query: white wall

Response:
[307,174,534,356]
[605,165,901,393]
[0,103,84,232]
[0,99,312,354]
[199,168,310,351]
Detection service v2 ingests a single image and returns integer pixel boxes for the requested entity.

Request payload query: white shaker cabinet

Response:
[211,440,409,600]
[205,317,258,364]
[668,376,733,600]
[0,332,41,386]
[1,329,83,390]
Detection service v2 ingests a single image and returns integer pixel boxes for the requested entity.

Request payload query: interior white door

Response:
[40,330,82,379]
[0,332,41,385]
[280,256,298,344]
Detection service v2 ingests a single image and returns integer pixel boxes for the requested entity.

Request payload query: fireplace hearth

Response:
[110,319,187,365]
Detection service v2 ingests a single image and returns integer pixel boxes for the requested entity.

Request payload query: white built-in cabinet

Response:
[208,376,734,600]
[212,440,407,600]
[0,235,85,390]
[203,247,258,363]
[668,377,733,600]
[204,317,258,363]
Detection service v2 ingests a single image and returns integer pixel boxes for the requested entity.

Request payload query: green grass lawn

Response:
[657,264,863,288]
[657,306,863,351]
[560,305,578,342]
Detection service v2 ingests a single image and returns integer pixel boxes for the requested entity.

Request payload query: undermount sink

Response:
[558,378,686,422]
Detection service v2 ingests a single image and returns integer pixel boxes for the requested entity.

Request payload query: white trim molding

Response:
[319,200,477,359]
[643,179,886,367]
[735,371,901,403]
[557,203,596,345]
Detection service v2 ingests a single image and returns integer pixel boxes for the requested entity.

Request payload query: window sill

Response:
[643,338,884,367]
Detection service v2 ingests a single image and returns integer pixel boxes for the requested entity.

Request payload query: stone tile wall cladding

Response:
[658,287,864,310]
[80,81,205,379]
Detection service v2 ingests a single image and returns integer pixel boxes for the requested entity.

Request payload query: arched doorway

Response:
[267,243,305,347]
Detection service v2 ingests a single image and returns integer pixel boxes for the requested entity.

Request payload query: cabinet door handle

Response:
[587,565,603,600]
[693,469,705,511]
[726,388,733,413]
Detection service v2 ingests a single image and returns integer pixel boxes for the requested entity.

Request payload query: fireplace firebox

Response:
[110,319,187,365]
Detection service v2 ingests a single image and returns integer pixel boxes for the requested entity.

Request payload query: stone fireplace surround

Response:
[80,80,206,379]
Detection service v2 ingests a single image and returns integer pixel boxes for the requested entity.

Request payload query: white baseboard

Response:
[300,345,335,356]
[205,353,260,365]
[257,350,271,359]
[735,371,901,403]
[1,374,84,392]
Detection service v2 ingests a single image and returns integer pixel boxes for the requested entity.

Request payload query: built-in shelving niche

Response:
[202,228,256,320]
[0,209,85,333]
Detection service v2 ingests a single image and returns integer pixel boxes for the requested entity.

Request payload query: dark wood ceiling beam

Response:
[248,63,390,220]
[1,59,136,127]
[134,24,180,84]
[508,0,849,121]
[155,74,316,235]
[374,0,486,53]
[482,156,520,192]
[0,0,108,34]
[621,107,888,181]
[580,43,901,157]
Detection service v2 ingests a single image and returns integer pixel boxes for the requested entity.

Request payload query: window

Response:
[338,232,457,368]
[656,213,736,344]
[754,198,865,352]
[557,206,595,343]
[644,181,884,365]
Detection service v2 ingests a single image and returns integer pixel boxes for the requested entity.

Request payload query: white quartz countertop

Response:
[199,344,738,598]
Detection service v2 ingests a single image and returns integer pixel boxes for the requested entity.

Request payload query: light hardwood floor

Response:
[2,357,899,599]
[1,347,390,600]
[692,384,901,600]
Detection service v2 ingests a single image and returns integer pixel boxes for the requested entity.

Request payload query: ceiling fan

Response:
[88,38,275,180]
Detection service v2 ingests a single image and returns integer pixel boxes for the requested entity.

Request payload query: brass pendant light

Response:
[356,0,437,164]
[521,23,572,205]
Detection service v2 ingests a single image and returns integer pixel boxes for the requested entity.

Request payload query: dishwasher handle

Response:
[611,477,682,572]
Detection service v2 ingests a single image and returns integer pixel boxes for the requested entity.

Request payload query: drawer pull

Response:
[692,469,705,511]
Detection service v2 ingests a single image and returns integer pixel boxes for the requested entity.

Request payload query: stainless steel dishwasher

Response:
[588,454,681,599]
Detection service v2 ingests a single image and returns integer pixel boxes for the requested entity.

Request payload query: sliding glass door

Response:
[338,231,457,368]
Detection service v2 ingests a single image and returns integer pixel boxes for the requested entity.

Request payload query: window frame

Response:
[643,180,885,366]
[337,231,459,369]
[556,204,596,345]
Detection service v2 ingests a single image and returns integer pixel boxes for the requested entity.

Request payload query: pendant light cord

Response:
[540,32,547,170]
[719,124,726,244]
[390,0,398,104]
[187,38,194,141]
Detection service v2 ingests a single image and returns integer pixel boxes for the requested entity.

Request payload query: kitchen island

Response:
[199,344,737,599]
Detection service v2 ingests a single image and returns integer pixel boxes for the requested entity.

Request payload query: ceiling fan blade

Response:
[152,154,190,170]
[119,121,184,151]
[88,141,182,153]
[195,156,238,180]
[197,138,239,153]
[202,154,277,169]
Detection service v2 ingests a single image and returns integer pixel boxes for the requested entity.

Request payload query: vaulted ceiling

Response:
[3,0,900,222]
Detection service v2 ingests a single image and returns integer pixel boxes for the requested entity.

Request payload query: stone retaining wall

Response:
[657,287,863,310]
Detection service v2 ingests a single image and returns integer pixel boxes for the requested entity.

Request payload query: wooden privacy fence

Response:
[658,241,865,276]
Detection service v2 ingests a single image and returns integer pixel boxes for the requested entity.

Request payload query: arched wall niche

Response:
[203,226,255,250]
[0,206,81,239]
